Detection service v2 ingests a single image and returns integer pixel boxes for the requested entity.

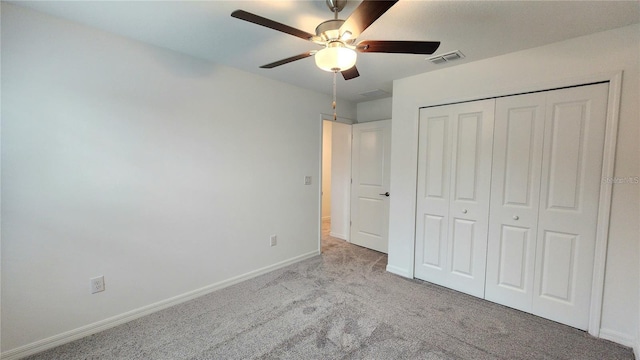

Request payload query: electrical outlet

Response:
[90,276,105,294]
[304,176,312,185]
[270,234,277,247]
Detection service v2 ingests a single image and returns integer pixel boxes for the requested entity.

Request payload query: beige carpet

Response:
[26,220,634,359]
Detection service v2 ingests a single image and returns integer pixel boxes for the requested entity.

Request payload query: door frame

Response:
[318,113,354,252]
[410,71,622,337]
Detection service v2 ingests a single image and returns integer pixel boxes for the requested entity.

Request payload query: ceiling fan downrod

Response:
[323,0,348,121]
[332,70,338,121]
[326,0,347,19]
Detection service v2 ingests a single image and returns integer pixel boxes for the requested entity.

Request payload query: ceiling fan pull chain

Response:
[332,70,337,121]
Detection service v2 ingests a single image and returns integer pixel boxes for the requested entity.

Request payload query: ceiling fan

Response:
[231,0,441,81]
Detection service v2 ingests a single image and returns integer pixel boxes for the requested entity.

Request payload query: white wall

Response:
[388,24,639,347]
[356,97,392,123]
[0,4,356,355]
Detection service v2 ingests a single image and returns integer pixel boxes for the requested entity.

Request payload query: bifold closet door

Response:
[532,83,609,330]
[415,99,494,298]
[485,83,609,330]
[485,92,546,313]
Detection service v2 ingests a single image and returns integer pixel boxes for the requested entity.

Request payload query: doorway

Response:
[321,120,333,251]
[320,118,352,252]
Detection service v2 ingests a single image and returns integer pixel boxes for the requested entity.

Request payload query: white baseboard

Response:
[386,264,412,279]
[1,251,320,360]
[599,328,636,350]
[329,231,348,240]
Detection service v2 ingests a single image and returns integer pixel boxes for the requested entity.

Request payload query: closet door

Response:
[532,83,609,330]
[485,93,546,312]
[415,105,452,286]
[415,99,494,297]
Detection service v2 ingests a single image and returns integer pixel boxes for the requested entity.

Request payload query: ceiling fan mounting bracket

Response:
[325,0,348,14]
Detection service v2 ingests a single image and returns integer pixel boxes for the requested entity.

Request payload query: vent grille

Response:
[360,89,391,98]
[427,50,465,65]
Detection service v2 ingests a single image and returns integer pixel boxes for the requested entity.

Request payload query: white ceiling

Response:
[9,0,640,103]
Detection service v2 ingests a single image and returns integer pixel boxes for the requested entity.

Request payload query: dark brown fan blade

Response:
[357,40,441,54]
[260,52,314,69]
[339,0,398,38]
[341,66,360,80]
[231,10,314,41]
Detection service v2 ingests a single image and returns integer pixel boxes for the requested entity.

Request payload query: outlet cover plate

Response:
[90,276,105,294]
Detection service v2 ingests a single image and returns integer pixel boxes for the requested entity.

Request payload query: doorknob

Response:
[379,192,390,197]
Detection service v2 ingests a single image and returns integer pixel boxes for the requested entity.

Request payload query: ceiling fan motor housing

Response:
[316,19,346,42]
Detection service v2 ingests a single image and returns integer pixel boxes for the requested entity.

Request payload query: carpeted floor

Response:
[26,220,634,359]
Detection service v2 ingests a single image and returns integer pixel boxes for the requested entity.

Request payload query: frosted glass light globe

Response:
[315,46,357,72]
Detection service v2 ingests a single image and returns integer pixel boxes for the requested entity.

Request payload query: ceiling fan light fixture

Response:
[341,30,353,40]
[315,44,357,72]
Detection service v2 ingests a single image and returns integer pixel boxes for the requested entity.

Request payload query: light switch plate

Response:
[304,176,312,185]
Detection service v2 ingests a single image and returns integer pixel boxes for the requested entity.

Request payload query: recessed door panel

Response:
[539,231,577,303]
[497,225,530,291]
[503,108,538,206]
[546,102,587,211]
[450,218,475,277]
[356,197,384,237]
[425,117,448,198]
[358,129,385,186]
[454,114,480,201]
[421,214,446,268]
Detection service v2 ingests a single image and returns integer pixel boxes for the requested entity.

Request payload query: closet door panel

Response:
[446,99,495,297]
[414,107,452,283]
[485,93,546,312]
[420,214,447,268]
[415,99,494,297]
[496,225,531,290]
[533,83,609,330]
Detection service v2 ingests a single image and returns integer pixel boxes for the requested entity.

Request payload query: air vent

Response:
[427,50,465,65]
[430,57,447,64]
[360,89,391,98]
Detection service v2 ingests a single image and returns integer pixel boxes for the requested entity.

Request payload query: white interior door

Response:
[415,100,494,298]
[350,120,391,253]
[532,83,609,330]
[485,92,546,312]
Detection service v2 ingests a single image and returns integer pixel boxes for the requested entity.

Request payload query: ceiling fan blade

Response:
[231,10,314,41]
[357,40,441,54]
[339,0,398,38]
[341,66,360,80]
[260,52,314,69]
